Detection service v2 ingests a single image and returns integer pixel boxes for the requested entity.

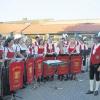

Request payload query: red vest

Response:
[90,45,100,64]
[7,52,14,58]
[38,46,44,54]
[68,46,76,54]
[7,48,15,59]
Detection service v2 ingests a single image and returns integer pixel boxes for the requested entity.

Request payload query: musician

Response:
[16,37,28,58]
[33,36,40,47]
[3,37,15,95]
[13,34,25,59]
[67,39,80,80]
[44,37,56,81]
[55,38,68,81]
[4,37,15,61]
[64,38,69,49]
[0,35,4,100]
[67,39,80,54]
[34,39,45,82]
[80,41,88,72]
[86,33,100,96]
[45,37,55,54]
[0,34,4,64]
[55,38,65,54]
[25,38,34,56]
[34,39,45,55]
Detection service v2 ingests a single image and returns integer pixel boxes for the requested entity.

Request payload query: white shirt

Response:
[81,44,88,50]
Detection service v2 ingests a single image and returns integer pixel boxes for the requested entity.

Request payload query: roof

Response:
[64,23,100,32]
[23,24,71,34]
[1,19,100,35]
[0,23,29,35]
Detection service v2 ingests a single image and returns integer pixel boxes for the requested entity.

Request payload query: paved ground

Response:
[4,72,100,100]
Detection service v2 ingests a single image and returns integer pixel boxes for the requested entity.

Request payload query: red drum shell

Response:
[57,55,70,75]
[26,58,34,84]
[35,56,43,79]
[70,54,82,74]
[43,56,55,77]
[9,61,24,91]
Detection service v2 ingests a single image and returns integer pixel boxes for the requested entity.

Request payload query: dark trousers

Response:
[89,64,100,81]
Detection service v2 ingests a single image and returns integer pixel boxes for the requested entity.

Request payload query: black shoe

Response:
[94,91,99,96]
[86,90,94,94]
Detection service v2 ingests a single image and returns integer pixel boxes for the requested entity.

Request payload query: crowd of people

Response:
[0,32,100,99]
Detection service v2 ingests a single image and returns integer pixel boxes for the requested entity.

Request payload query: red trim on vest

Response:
[90,45,100,64]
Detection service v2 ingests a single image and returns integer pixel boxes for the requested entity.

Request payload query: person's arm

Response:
[55,46,60,55]
[16,51,25,58]
[15,45,25,58]
[4,47,9,60]
[66,45,69,54]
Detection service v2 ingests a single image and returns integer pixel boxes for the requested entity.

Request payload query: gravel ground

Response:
[4,72,100,100]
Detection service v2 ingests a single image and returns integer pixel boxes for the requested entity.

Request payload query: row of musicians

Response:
[0,38,89,61]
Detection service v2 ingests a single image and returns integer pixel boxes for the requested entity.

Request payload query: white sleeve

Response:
[44,44,47,54]
[76,45,80,54]
[44,45,47,54]
[34,46,38,54]
[85,45,88,50]
[55,46,60,54]
[66,45,69,53]
[26,48,30,54]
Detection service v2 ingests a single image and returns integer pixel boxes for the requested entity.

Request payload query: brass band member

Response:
[86,33,100,96]
[3,37,15,95]
[67,39,80,80]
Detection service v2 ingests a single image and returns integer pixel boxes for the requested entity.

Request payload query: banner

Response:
[9,61,24,91]
[26,58,34,84]
[70,55,82,73]
[35,57,43,79]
